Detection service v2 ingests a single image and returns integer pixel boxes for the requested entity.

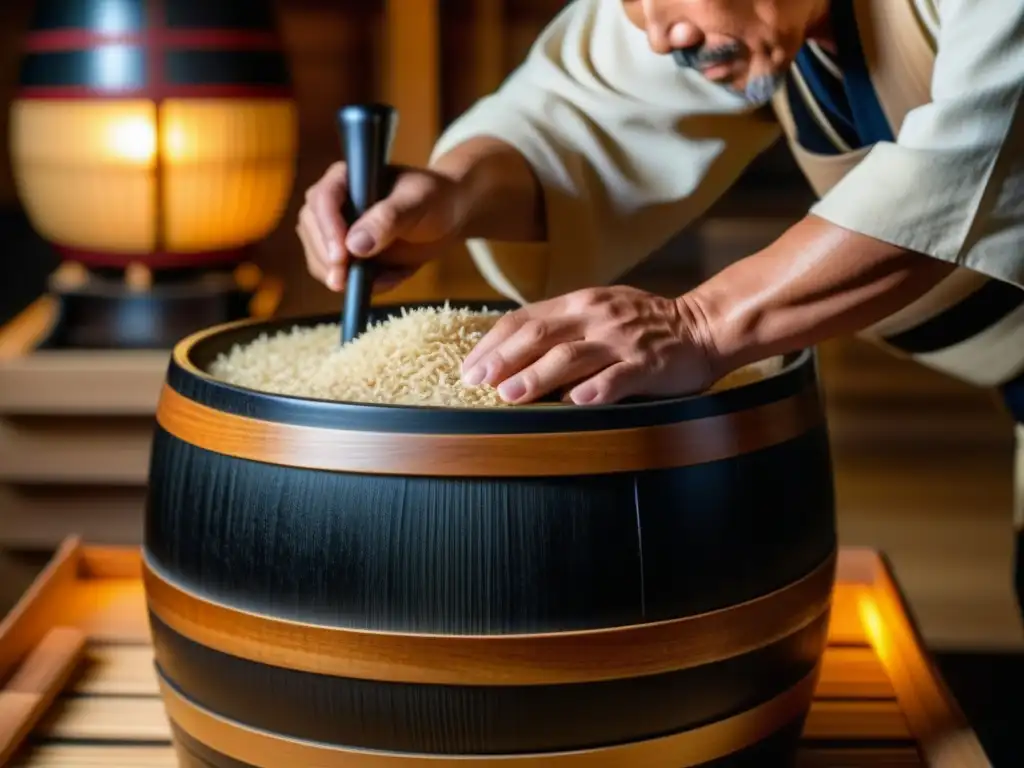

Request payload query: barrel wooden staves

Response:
[143,305,838,767]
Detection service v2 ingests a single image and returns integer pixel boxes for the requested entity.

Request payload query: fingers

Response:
[345,172,439,259]
[309,162,349,266]
[461,311,528,377]
[298,163,349,290]
[298,206,339,290]
[494,341,617,404]
[569,362,648,405]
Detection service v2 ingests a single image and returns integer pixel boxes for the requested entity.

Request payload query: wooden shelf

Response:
[0,542,992,767]
[0,261,283,549]
[0,299,167,549]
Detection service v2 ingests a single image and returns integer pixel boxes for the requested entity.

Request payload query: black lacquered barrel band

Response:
[168,306,819,435]
[18,49,146,89]
[165,51,290,87]
[144,426,836,633]
[152,608,827,755]
[29,0,145,31]
[165,0,278,29]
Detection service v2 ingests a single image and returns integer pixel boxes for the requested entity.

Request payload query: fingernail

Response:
[347,229,375,256]
[571,385,596,405]
[498,377,525,402]
[327,268,343,292]
[462,365,485,386]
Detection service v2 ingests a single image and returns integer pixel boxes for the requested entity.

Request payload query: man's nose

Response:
[647,19,704,55]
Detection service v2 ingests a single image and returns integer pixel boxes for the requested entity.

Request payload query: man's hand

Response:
[297,161,464,293]
[461,286,718,405]
[296,137,548,294]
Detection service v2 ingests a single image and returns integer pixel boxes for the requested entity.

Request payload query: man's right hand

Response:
[297,161,466,293]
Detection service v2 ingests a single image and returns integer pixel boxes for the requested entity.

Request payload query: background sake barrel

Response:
[143,303,838,768]
[9,0,297,272]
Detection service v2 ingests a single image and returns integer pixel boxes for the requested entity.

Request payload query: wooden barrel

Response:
[143,304,838,767]
[10,0,297,271]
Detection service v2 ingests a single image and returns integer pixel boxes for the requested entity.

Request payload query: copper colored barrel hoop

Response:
[142,552,836,687]
[159,666,819,768]
[155,383,823,478]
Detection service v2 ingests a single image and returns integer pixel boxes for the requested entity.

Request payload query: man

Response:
[297,0,1024,615]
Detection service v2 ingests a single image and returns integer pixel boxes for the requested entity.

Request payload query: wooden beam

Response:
[378,0,442,301]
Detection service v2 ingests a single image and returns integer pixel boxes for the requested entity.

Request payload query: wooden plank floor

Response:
[8,579,926,767]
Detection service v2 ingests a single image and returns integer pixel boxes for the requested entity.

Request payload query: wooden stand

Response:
[0,541,992,767]
[0,267,282,549]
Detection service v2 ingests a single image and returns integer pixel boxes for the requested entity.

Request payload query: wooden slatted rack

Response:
[0,539,992,767]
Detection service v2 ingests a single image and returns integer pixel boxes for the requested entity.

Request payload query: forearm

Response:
[429,136,547,243]
[685,214,957,375]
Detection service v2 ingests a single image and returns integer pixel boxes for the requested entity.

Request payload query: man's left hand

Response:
[460,286,717,405]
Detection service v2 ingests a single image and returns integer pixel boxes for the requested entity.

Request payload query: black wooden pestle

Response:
[336,103,398,344]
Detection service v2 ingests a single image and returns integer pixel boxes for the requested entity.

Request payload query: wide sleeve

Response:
[429,0,780,304]
[811,0,1024,289]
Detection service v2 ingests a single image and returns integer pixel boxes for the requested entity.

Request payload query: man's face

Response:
[622,0,828,105]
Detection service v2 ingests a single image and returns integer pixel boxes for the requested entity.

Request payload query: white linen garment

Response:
[430,0,1024,303]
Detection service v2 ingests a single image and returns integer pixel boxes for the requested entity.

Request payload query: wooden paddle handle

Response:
[336,103,399,344]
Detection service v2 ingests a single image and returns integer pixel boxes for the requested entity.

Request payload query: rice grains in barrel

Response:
[144,301,837,767]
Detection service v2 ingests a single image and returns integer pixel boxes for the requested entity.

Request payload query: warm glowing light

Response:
[857,592,894,664]
[107,115,156,163]
[162,124,189,162]
[10,98,297,256]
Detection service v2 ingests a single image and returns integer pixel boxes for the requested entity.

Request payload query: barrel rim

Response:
[166,302,821,435]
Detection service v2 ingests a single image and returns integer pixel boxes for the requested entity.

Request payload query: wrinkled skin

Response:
[622,0,831,105]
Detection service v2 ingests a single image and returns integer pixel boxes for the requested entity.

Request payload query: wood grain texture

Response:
[0,416,154,484]
[0,546,983,767]
[156,382,824,476]
[143,551,834,685]
[156,668,818,767]
[64,637,891,701]
[31,670,909,754]
[0,627,85,765]
[0,539,81,684]
[149,332,836,765]
[0,486,148,548]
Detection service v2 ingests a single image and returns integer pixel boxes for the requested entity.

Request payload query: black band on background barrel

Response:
[165,50,289,87]
[29,0,145,31]
[18,50,146,89]
[165,0,277,29]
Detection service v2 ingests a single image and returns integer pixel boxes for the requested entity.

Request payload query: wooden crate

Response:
[0,540,991,767]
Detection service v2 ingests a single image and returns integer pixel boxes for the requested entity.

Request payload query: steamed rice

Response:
[208,304,782,407]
